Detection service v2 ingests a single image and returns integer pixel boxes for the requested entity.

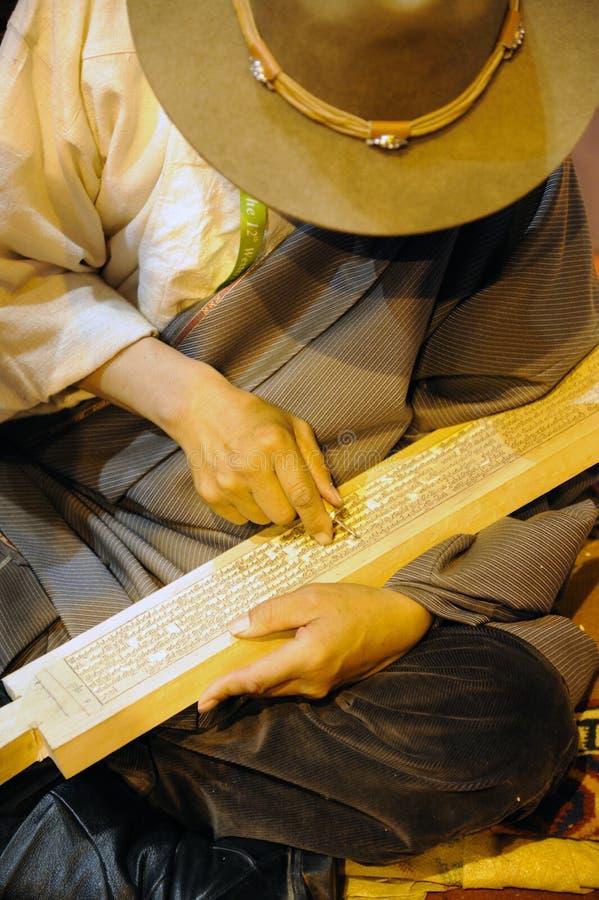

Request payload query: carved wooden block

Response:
[1,346,598,784]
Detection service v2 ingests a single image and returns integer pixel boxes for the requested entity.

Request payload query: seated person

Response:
[0,0,598,896]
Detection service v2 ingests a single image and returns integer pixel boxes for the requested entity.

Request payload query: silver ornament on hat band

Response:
[503,20,526,58]
[366,135,409,151]
[235,0,525,150]
[249,57,275,90]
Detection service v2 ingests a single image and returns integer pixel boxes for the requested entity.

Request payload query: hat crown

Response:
[252,0,507,118]
[128,0,599,234]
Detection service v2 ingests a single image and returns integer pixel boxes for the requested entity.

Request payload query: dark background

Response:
[0,0,13,35]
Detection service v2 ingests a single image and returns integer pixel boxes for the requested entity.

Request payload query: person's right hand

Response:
[79,337,341,543]
[172,363,342,543]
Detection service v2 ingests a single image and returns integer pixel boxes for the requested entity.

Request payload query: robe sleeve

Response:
[385,500,596,625]
[0,6,155,422]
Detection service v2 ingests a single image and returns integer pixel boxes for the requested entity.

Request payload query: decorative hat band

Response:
[233,0,525,150]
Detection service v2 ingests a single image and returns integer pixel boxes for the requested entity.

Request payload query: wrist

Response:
[379,587,434,647]
[78,336,229,440]
[163,354,233,445]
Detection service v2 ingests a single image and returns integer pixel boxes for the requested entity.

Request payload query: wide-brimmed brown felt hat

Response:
[127,0,599,235]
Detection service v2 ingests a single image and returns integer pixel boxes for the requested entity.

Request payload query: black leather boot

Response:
[0,764,339,899]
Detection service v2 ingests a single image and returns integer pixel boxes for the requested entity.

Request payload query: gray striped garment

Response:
[0,160,598,709]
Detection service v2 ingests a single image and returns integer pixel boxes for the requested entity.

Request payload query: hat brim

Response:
[127,1,599,235]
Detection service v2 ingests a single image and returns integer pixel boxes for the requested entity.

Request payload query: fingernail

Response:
[229,613,250,636]
[330,485,343,506]
[197,698,218,713]
[315,531,333,546]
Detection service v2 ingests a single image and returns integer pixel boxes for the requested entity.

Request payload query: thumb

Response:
[229,591,311,638]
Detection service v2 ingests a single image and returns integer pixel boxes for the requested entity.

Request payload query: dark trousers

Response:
[0,622,577,896]
[106,622,577,864]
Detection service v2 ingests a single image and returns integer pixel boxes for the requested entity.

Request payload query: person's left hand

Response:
[197,583,433,710]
